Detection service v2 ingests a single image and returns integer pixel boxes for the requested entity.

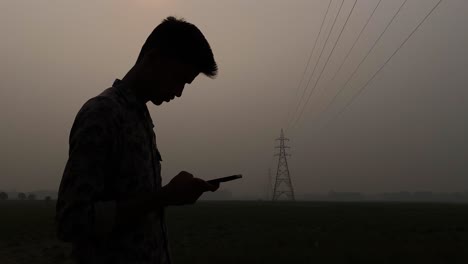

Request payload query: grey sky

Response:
[1,0,467,197]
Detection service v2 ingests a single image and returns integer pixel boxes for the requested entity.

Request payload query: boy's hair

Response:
[136,16,218,78]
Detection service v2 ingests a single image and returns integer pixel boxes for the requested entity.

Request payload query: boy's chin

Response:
[151,98,164,105]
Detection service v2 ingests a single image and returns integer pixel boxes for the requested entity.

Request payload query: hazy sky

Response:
[1,0,467,197]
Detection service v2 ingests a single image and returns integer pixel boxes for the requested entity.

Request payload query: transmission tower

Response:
[272,129,295,201]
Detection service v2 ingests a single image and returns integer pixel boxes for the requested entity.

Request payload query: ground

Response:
[1,200,467,263]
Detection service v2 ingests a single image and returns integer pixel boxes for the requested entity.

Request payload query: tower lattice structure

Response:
[272,129,295,201]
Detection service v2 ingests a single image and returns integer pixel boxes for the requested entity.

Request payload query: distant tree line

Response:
[0,192,55,201]
[18,192,26,200]
[299,191,468,203]
[28,193,36,200]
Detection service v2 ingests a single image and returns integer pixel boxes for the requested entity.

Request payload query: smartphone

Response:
[207,174,242,185]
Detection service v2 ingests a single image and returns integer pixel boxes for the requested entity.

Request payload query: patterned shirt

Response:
[56,79,172,264]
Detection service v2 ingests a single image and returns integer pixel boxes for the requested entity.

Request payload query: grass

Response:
[1,200,468,263]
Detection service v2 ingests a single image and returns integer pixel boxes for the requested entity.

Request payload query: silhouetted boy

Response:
[56,16,219,264]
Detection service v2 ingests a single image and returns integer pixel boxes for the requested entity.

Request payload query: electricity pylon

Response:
[272,129,295,201]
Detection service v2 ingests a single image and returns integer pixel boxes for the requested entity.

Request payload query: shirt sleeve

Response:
[56,96,120,242]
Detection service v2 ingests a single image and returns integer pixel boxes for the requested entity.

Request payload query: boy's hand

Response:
[159,171,219,206]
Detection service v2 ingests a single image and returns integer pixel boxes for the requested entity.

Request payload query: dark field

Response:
[1,201,468,263]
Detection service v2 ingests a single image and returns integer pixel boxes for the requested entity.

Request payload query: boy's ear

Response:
[141,47,164,65]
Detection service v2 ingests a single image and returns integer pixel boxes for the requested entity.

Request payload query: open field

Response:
[1,200,468,263]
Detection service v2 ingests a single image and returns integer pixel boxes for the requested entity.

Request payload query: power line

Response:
[291,0,358,129]
[316,0,383,105]
[300,0,382,132]
[284,0,332,126]
[287,0,345,130]
[317,0,408,124]
[326,0,443,126]
[288,0,344,130]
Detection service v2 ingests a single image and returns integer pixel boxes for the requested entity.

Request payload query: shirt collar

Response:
[112,79,155,128]
[112,79,144,107]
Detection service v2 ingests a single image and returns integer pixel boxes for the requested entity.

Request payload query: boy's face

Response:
[139,51,199,105]
[149,59,199,106]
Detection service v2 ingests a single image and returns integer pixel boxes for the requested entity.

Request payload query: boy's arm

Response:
[56,97,124,242]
